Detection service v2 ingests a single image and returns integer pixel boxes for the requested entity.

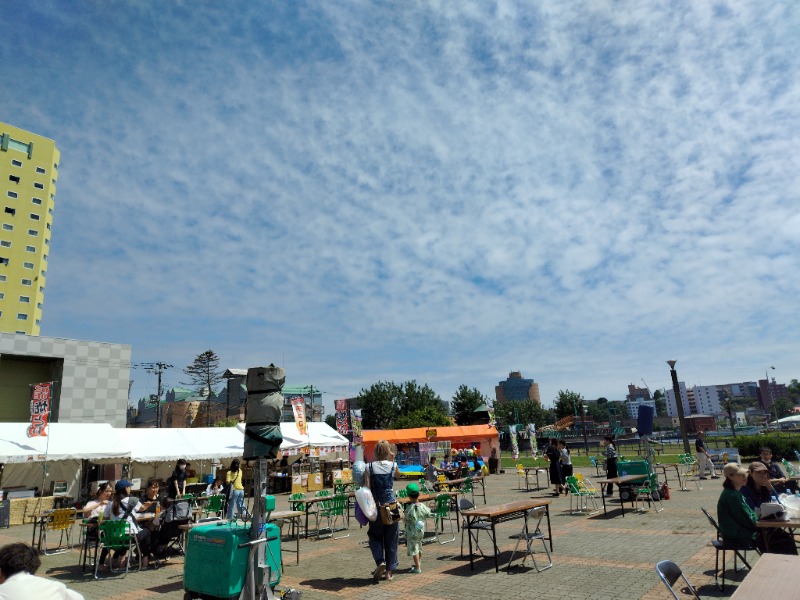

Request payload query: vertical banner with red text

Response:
[28,382,53,437]
[334,398,349,435]
[290,396,307,436]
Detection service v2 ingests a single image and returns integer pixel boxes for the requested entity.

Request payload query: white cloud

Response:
[1,0,798,409]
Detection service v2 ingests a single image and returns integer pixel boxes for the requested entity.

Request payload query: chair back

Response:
[462,478,473,493]
[700,507,721,538]
[590,456,597,467]
[99,520,131,551]
[315,490,330,498]
[782,458,799,477]
[655,560,700,600]
[516,464,524,475]
[434,494,451,517]
[206,495,224,513]
[51,508,76,531]
[458,498,476,512]
[564,476,581,494]
[396,489,408,498]
[289,492,306,511]
[437,474,447,483]
[331,495,348,515]
[529,507,546,532]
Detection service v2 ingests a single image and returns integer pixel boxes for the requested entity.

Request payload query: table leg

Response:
[601,487,608,517]
[491,520,499,573]
[545,505,553,551]
[467,515,475,570]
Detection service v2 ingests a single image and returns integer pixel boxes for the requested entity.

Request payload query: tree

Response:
[213,417,239,427]
[652,389,667,417]
[392,406,453,429]
[325,414,337,429]
[493,400,549,430]
[451,385,488,425]
[357,380,449,429]
[553,390,584,420]
[772,397,795,420]
[183,350,225,426]
[721,395,738,438]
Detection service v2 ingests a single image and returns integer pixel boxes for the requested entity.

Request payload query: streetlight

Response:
[765,366,776,426]
[667,360,691,454]
[581,404,589,454]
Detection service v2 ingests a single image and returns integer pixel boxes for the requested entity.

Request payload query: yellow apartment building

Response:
[0,123,59,335]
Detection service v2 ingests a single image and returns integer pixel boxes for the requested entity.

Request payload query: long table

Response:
[461,499,552,572]
[730,554,800,598]
[756,517,800,552]
[597,474,648,518]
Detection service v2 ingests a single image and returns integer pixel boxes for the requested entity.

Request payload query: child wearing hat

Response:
[403,483,431,573]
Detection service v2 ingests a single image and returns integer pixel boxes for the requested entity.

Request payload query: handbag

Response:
[379,501,403,525]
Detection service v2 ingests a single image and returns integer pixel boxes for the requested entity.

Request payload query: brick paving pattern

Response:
[0,468,756,599]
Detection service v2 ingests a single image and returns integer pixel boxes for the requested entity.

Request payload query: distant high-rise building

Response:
[495,371,541,404]
[0,123,59,335]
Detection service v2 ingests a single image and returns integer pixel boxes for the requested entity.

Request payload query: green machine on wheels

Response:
[184,364,287,600]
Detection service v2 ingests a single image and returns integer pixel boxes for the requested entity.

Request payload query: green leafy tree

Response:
[358,381,400,429]
[653,389,667,417]
[357,380,449,429]
[183,350,225,426]
[787,379,800,403]
[493,400,549,429]
[325,414,337,429]
[451,385,488,425]
[392,405,453,429]
[553,390,584,420]
[772,397,795,420]
[213,417,239,427]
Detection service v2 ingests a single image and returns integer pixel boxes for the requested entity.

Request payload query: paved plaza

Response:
[0,467,760,600]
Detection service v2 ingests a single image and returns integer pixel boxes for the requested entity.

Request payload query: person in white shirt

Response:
[0,542,84,600]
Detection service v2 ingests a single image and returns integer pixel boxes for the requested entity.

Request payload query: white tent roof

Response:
[0,422,129,464]
[237,421,348,451]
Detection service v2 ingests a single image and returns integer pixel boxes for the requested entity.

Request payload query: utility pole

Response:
[134,362,173,427]
[667,360,691,454]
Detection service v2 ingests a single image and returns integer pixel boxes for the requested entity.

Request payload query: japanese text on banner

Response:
[28,382,52,438]
[290,396,307,436]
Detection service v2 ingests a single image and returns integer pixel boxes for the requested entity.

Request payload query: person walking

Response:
[544,438,562,495]
[403,483,431,574]
[695,431,719,480]
[364,439,401,582]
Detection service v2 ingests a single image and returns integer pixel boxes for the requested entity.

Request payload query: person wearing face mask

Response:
[167,459,188,499]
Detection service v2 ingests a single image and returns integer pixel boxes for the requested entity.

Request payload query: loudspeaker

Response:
[637,405,655,436]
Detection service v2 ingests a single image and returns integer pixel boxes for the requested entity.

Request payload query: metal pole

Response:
[667,361,691,454]
[581,405,589,454]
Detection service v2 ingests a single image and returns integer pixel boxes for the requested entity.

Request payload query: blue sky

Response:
[2,1,799,415]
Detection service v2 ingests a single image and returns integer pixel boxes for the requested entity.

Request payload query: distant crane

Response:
[133,362,173,427]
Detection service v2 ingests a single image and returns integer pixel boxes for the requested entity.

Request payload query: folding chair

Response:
[94,520,139,579]
[436,474,450,492]
[44,508,77,555]
[507,506,552,572]
[79,517,100,571]
[655,560,701,599]
[459,498,491,557]
[430,494,456,544]
[396,489,409,499]
[700,507,757,591]
[317,494,350,540]
[633,474,664,513]
[565,476,599,515]
[589,456,604,477]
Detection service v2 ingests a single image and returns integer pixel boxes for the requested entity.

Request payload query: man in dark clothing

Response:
[695,431,719,480]
[758,447,799,494]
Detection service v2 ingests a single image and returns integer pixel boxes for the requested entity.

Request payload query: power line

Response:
[133,362,173,428]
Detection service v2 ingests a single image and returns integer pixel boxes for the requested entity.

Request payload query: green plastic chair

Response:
[431,494,456,544]
[318,495,350,539]
[203,494,225,518]
[565,475,599,514]
[94,520,136,579]
[632,473,664,513]
[396,489,409,498]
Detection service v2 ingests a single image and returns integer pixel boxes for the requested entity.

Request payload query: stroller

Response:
[154,497,193,558]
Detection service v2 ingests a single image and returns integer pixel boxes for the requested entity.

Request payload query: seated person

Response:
[425,456,438,483]
[758,447,799,494]
[717,463,758,549]
[205,478,224,497]
[104,480,153,569]
[741,462,774,510]
[83,482,113,518]
[137,479,161,514]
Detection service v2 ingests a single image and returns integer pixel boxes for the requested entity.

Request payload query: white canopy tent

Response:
[0,423,129,498]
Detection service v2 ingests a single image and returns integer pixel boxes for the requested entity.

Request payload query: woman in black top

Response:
[167,459,188,499]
